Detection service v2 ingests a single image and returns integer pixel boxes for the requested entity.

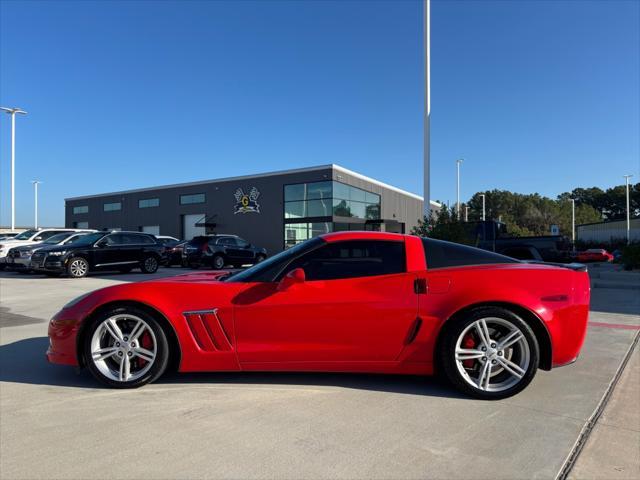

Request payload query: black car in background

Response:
[162,240,187,266]
[183,235,267,269]
[30,231,165,278]
[5,231,93,272]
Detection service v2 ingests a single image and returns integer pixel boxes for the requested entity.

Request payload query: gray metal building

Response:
[66,164,434,255]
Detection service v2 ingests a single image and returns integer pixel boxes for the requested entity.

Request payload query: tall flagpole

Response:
[423,0,430,216]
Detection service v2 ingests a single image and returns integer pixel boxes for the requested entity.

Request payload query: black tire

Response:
[67,257,89,278]
[255,254,266,264]
[439,307,539,400]
[212,254,225,270]
[83,306,169,388]
[140,255,159,274]
[118,267,133,274]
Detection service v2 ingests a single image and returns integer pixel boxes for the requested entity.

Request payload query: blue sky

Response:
[1,0,638,227]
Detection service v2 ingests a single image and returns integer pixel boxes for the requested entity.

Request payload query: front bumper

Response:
[47,313,81,367]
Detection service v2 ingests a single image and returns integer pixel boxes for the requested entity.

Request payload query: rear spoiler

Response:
[522,261,588,272]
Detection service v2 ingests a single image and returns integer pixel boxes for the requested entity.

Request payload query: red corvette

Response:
[47,232,590,399]
[575,249,614,263]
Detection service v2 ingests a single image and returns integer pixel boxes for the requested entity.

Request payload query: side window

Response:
[218,237,237,246]
[102,234,120,246]
[422,238,518,269]
[282,240,406,281]
[236,238,249,248]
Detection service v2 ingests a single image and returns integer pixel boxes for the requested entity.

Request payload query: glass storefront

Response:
[283,181,382,248]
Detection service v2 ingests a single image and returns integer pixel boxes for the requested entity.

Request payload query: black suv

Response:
[31,231,165,278]
[183,235,267,269]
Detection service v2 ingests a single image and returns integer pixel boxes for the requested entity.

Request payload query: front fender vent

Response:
[183,309,233,352]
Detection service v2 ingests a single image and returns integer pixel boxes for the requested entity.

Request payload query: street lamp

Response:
[1,107,28,231]
[623,174,634,245]
[570,198,576,246]
[456,158,463,218]
[479,193,486,221]
[31,180,42,229]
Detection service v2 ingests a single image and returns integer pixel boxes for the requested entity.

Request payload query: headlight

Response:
[48,251,66,256]
[63,292,92,309]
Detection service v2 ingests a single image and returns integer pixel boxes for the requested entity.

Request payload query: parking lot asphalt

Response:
[1,266,639,480]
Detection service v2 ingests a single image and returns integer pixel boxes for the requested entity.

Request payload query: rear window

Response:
[422,238,518,270]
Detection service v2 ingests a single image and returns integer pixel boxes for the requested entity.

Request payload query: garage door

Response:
[183,214,205,241]
[141,225,160,235]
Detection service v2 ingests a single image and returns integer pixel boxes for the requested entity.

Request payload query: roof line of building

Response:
[65,163,439,206]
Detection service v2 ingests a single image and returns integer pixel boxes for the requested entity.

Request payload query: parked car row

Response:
[0,230,268,278]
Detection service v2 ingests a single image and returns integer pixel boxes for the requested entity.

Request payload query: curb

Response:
[555,329,640,480]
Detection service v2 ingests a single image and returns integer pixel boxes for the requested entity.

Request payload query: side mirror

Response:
[95,241,107,248]
[277,268,305,291]
[34,237,42,242]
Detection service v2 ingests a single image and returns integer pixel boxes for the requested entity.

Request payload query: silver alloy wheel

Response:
[213,256,224,269]
[454,317,530,392]
[144,256,158,272]
[69,258,88,277]
[90,314,157,383]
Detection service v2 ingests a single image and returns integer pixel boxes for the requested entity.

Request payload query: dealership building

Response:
[65,164,435,254]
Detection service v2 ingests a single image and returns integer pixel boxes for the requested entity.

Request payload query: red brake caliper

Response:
[462,334,476,369]
[138,332,153,368]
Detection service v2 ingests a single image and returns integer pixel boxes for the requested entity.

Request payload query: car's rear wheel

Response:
[83,307,169,388]
[440,307,539,400]
[212,254,225,270]
[140,255,159,274]
[67,257,89,278]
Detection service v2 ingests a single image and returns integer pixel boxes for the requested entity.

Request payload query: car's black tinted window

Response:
[283,240,406,281]
[217,237,237,246]
[422,238,518,269]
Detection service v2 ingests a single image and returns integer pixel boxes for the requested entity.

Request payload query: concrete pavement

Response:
[1,266,638,479]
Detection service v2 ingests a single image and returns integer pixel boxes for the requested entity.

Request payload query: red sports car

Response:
[47,232,590,399]
[575,249,614,263]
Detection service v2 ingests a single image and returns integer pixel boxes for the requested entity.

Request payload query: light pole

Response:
[464,205,469,222]
[479,194,486,221]
[456,158,463,218]
[570,198,576,247]
[31,180,42,229]
[624,174,633,245]
[1,107,28,231]
[423,0,431,216]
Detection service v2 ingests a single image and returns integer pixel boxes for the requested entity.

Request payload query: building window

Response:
[73,205,88,214]
[284,222,331,249]
[139,198,160,208]
[103,202,122,212]
[284,181,381,221]
[73,221,89,229]
[180,193,205,205]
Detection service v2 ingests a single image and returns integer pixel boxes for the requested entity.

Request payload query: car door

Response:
[234,239,419,365]
[92,234,120,267]
[218,237,246,263]
[233,238,255,262]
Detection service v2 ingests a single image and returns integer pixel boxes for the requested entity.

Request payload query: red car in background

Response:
[576,249,614,263]
[47,232,590,400]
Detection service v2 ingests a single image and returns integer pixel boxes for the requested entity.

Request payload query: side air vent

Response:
[183,309,233,352]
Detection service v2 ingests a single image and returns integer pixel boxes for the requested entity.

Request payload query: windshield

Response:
[43,233,74,244]
[14,229,38,240]
[225,237,323,283]
[60,232,106,247]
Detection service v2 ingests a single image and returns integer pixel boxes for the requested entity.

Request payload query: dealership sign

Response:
[234,187,261,214]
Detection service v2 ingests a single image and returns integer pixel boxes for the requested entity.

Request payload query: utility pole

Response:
[31,180,42,229]
[1,107,28,231]
[570,198,576,247]
[456,158,463,218]
[480,194,486,221]
[464,205,469,222]
[423,0,431,217]
[624,174,633,244]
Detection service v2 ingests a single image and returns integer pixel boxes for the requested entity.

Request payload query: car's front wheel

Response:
[439,307,539,400]
[67,257,89,278]
[83,307,169,388]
